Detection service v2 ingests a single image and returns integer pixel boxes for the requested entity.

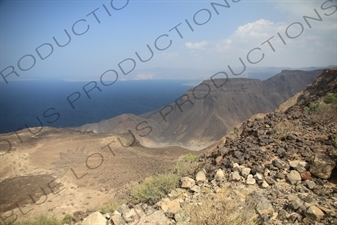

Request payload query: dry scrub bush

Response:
[11,215,62,225]
[96,200,127,214]
[131,174,179,205]
[271,121,302,140]
[183,187,258,225]
[174,153,201,176]
[309,103,337,126]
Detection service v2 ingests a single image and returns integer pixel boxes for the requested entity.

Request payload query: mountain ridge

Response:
[76,69,323,150]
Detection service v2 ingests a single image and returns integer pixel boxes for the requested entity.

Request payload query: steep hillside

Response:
[196,68,337,224]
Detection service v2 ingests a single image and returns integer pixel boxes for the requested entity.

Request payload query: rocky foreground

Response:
[63,68,337,225]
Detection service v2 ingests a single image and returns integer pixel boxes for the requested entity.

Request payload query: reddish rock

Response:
[301,171,311,180]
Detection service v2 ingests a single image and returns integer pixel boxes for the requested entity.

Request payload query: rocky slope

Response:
[76,69,322,149]
[72,68,337,225]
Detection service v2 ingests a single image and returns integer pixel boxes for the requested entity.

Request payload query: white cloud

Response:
[185,41,209,50]
[275,1,337,31]
[214,19,284,54]
[215,39,232,53]
[234,19,275,39]
[182,9,335,69]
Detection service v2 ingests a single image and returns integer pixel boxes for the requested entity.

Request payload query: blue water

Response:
[0,80,193,133]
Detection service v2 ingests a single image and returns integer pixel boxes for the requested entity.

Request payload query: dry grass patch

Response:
[174,153,201,177]
[131,173,179,205]
[183,187,258,225]
[309,103,337,125]
[96,200,127,214]
[271,121,302,140]
[10,214,62,225]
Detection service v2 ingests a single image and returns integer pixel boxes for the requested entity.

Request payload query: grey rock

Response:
[261,180,270,188]
[82,212,107,225]
[306,205,324,220]
[190,185,201,193]
[181,177,195,189]
[309,155,336,179]
[256,197,274,216]
[246,174,256,185]
[303,180,316,190]
[289,212,302,222]
[214,169,225,182]
[273,159,286,169]
[287,170,301,185]
[265,177,276,185]
[195,170,207,182]
[290,198,303,211]
[297,164,307,173]
[231,171,242,182]
[137,210,170,225]
[111,211,127,225]
[241,167,251,178]
[254,173,264,181]
[174,210,189,223]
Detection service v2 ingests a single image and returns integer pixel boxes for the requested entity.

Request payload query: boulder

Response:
[303,180,316,190]
[309,155,336,179]
[289,197,303,211]
[256,198,274,216]
[287,170,301,185]
[181,177,195,189]
[261,181,269,188]
[190,185,201,193]
[174,210,189,223]
[214,169,225,182]
[195,170,207,182]
[82,212,107,225]
[306,205,324,220]
[246,174,256,185]
[111,211,127,225]
[158,198,181,214]
[241,167,251,178]
[231,171,242,182]
[137,210,170,225]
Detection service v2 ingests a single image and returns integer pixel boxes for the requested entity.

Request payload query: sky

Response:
[0,0,336,82]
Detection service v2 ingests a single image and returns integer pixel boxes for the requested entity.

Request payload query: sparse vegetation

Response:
[96,200,126,213]
[308,101,337,125]
[271,121,302,139]
[305,102,326,111]
[229,130,238,136]
[174,153,200,176]
[203,187,211,194]
[131,173,179,205]
[11,215,62,225]
[62,214,72,224]
[324,93,337,104]
[183,187,258,225]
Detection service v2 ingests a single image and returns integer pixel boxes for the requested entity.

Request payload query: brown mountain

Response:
[195,68,337,224]
[76,69,322,149]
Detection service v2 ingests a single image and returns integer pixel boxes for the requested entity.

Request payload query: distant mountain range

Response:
[58,66,336,82]
[76,69,323,150]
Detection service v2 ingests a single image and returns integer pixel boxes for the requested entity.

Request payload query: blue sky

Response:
[0,0,336,82]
